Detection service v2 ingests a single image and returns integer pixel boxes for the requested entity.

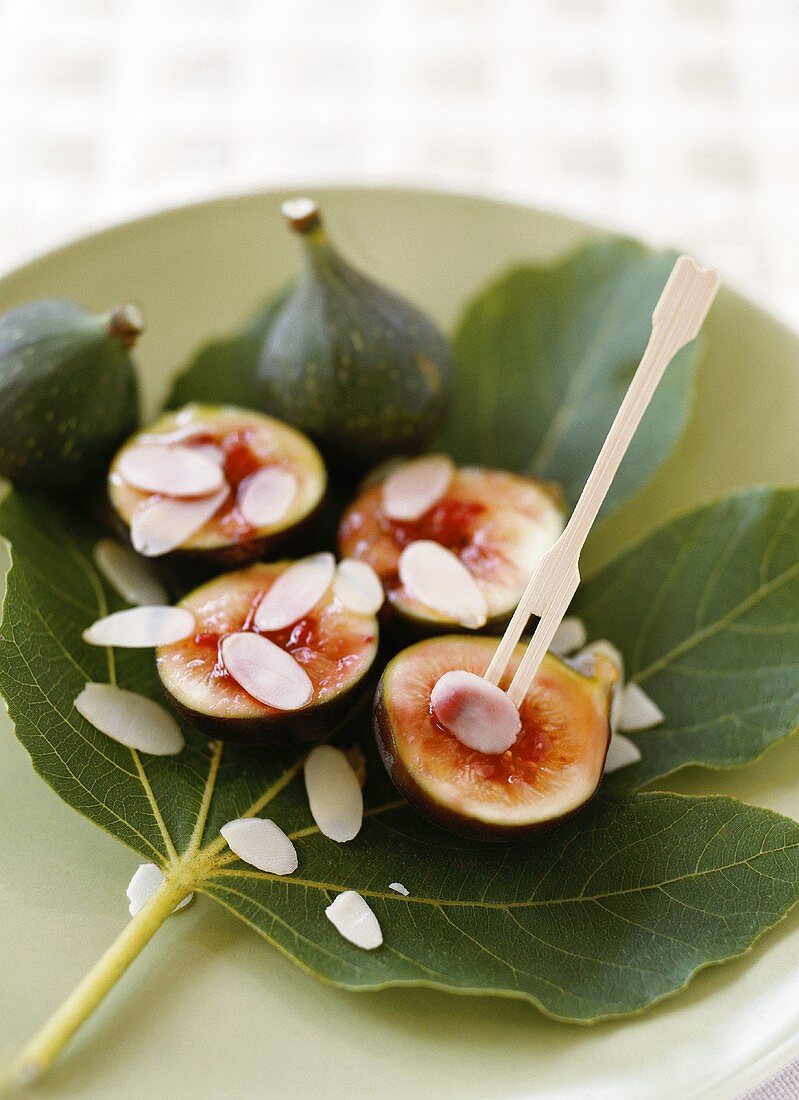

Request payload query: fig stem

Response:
[1,871,192,1090]
[107,303,145,349]
[281,197,323,236]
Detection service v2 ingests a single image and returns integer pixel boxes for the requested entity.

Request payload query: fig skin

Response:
[108,493,326,587]
[0,299,141,493]
[156,561,380,748]
[107,403,328,575]
[166,674,372,747]
[373,636,616,841]
[258,200,454,476]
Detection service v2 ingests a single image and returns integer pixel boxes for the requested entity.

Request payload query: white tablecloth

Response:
[0,1,797,1095]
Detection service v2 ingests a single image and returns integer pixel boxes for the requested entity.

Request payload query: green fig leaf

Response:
[574,487,799,792]
[205,792,799,1022]
[442,239,701,515]
[165,289,289,411]
[2,489,799,1024]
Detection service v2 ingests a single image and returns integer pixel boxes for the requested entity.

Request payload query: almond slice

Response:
[220,632,313,710]
[138,426,225,466]
[193,443,226,466]
[618,682,664,731]
[82,606,195,648]
[118,443,225,497]
[130,486,228,558]
[569,640,625,731]
[325,891,383,950]
[74,683,185,755]
[253,552,335,631]
[219,818,298,875]
[382,455,454,521]
[93,538,168,605]
[126,863,193,916]
[549,616,587,657]
[431,669,521,754]
[604,732,642,774]
[398,541,488,628]
[138,424,210,446]
[333,559,384,615]
[580,640,625,681]
[304,745,363,842]
[238,467,298,528]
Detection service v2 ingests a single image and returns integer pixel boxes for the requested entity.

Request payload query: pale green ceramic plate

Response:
[1,188,799,1100]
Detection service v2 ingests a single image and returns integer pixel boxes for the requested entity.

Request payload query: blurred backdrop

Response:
[0,0,797,326]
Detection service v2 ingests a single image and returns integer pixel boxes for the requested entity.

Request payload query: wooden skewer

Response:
[484,255,721,707]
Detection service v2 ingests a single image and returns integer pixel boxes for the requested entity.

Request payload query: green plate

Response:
[2,188,799,1099]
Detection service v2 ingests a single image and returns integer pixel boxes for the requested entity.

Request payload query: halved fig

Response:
[338,464,564,636]
[108,403,326,571]
[373,635,617,840]
[156,561,379,745]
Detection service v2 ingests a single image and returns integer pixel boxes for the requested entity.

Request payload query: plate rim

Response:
[1,182,798,1100]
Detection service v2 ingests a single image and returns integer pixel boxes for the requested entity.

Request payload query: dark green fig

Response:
[258,198,454,473]
[157,560,379,745]
[338,460,564,639]
[373,635,617,840]
[0,299,142,492]
[108,403,327,573]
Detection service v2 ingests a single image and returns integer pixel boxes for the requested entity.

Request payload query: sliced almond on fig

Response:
[333,559,384,615]
[126,863,193,916]
[618,682,664,731]
[82,606,195,648]
[549,616,587,657]
[138,424,211,446]
[382,455,454,521]
[604,732,642,773]
[109,404,327,568]
[219,817,298,875]
[253,551,335,631]
[93,538,168,606]
[138,425,226,466]
[156,561,380,746]
[398,541,488,628]
[130,486,229,558]
[220,631,313,711]
[303,745,363,842]
[117,443,225,497]
[431,669,521,754]
[74,683,185,755]
[325,891,383,950]
[339,466,565,629]
[192,443,226,466]
[238,466,298,528]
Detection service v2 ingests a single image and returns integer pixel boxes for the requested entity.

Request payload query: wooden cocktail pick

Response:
[484,255,721,707]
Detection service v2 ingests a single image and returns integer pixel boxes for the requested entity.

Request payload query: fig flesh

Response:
[156,561,379,745]
[373,635,617,840]
[338,464,564,635]
[108,403,326,571]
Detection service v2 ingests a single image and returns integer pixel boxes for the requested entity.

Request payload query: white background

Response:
[0,3,798,1096]
[0,0,797,327]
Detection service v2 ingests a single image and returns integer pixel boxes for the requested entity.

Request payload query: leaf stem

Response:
[1,872,192,1091]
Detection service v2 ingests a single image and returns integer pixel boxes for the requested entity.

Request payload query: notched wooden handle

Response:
[652,255,721,349]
